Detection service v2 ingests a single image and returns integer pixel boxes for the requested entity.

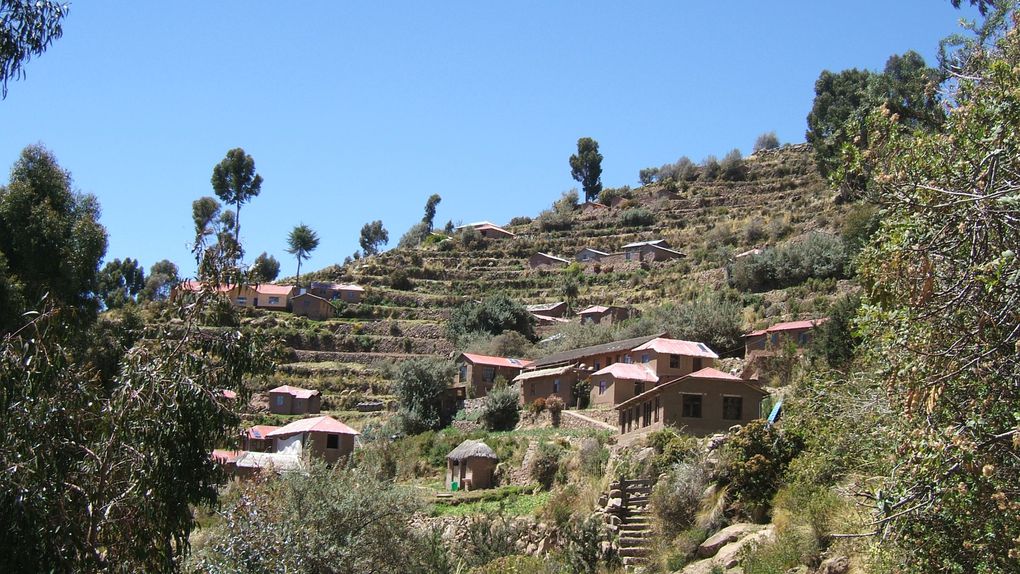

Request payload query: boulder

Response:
[697,523,764,558]
[817,555,850,574]
[713,525,775,569]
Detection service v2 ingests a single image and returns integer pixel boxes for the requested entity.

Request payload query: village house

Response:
[743,318,828,357]
[630,337,719,381]
[615,367,768,437]
[268,385,322,415]
[456,221,515,240]
[526,301,569,318]
[579,305,631,325]
[266,415,360,463]
[446,440,499,491]
[515,364,583,406]
[308,281,365,303]
[454,352,533,397]
[242,425,279,452]
[173,281,296,311]
[528,252,569,269]
[290,292,335,321]
[576,247,610,262]
[589,362,658,406]
[621,239,685,262]
[531,333,664,372]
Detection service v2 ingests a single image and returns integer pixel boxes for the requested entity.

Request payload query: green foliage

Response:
[459,224,487,250]
[481,382,520,431]
[422,193,442,231]
[558,515,614,574]
[808,294,861,369]
[453,512,528,569]
[658,156,697,182]
[359,219,389,255]
[729,233,848,292]
[753,131,780,153]
[393,358,455,434]
[839,202,881,255]
[389,267,414,290]
[530,441,563,490]
[536,209,573,232]
[638,166,660,185]
[577,437,607,477]
[626,291,744,356]
[723,419,804,519]
[286,223,319,284]
[139,259,178,302]
[701,155,720,180]
[619,207,655,227]
[650,458,709,536]
[446,294,536,345]
[468,555,559,574]
[647,428,700,475]
[0,144,107,331]
[553,189,579,213]
[190,464,441,574]
[210,148,262,242]
[250,251,280,282]
[0,0,68,98]
[569,137,603,202]
[97,257,145,310]
[719,148,747,181]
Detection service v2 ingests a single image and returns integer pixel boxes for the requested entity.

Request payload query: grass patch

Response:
[429,486,549,517]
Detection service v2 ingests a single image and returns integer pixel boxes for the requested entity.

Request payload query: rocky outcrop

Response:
[677,523,776,574]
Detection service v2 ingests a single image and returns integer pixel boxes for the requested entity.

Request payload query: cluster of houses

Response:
[452,317,827,438]
[529,239,685,270]
[175,280,364,320]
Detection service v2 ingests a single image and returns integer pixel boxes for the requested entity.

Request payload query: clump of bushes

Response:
[619,207,655,227]
[729,233,848,292]
[530,441,564,489]
[721,419,804,519]
[389,268,414,290]
[545,395,565,426]
[480,383,520,431]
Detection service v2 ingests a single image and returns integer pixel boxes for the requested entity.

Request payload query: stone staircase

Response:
[601,477,656,569]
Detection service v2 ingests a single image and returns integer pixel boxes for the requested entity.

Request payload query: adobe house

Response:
[621,239,684,262]
[268,385,322,415]
[309,281,365,303]
[589,362,659,406]
[171,280,295,310]
[266,415,360,463]
[242,425,279,452]
[454,352,533,398]
[446,440,498,491]
[514,364,582,406]
[455,220,515,240]
[528,252,569,269]
[576,247,609,263]
[291,292,336,321]
[743,318,828,357]
[531,313,571,327]
[531,333,664,372]
[630,337,719,381]
[252,284,295,310]
[615,367,768,437]
[525,302,568,318]
[579,305,631,325]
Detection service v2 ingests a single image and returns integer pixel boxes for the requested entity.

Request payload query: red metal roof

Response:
[591,363,659,382]
[268,385,320,399]
[220,389,238,400]
[580,305,610,314]
[632,337,719,359]
[744,318,828,338]
[212,449,243,464]
[255,284,296,296]
[615,367,765,409]
[685,367,743,381]
[460,353,533,369]
[266,416,360,437]
[246,425,280,440]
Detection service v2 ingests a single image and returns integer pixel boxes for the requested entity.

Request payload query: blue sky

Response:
[0,2,980,278]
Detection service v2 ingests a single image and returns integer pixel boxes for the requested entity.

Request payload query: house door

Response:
[254,297,259,307]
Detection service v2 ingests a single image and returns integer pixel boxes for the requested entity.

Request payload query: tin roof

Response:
[744,318,828,338]
[631,337,719,359]
[532,333,665,368]
[246,425,280,440]
[513,364,577,382]
[591,363,658,382]
[268,385,320,399]
[460,353,533,369]
[255,284,295,296]
[266,416,359,437]
[615,367,767,410]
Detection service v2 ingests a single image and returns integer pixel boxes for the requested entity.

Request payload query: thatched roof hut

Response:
[447,440,498,461]
[446,440,498,491]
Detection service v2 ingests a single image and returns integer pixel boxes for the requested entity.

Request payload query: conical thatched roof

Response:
[447,439,498,461]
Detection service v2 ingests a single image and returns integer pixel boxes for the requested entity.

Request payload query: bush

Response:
[638,167,659,185]
[620,207,655,227]
[530,441,563,489]
[729,233,848,292]
[659,156,697,182]
[446,294,537,345]
[460,226,487,250]
[454,513,528,568]
[753,131,780,153]
[701,155,720,180]
[535,209,573,231]
[808,294,861,368]
[480,383,520,431]
[722,420,804,519]
[393,358,456,434]
[468,555,558,574]
[650,459,709,536]
[559,515,614,574]
[544,395,565,427]
[389,268,414,290]
[719,148,747,181]
[529,397,547,415]
[578,438,607,477]
[647,429,700,475]
[508,216,532,226]
[398,221,430,249]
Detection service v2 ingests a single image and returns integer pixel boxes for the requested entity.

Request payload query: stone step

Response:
[619,536,649,546]
[621,556,645,567]
[619,525,651,534]
[618,546,650,558]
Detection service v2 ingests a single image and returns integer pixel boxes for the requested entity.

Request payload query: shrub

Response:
[578,438,608,477]
[753,131,780,153]
[620,207,655,227]
[454,512,527,568]
[722,419,804,519]
[393,358,456,434]
[650,459,709,536]
[701,155,720,180]
[647,429,700,475]
[530,441,563,489]
[398,221,430,248]
[389,268,414,290]
[535,209,573,231]
[638,167,659,185]
[446,294,537,345]
[480,383,520,431]
[808,294,861,368]
[545,395,565,427]
[468,555,558,574]
[559,515,614,574]
[529,397,547,415]
[553,189,579,213]
[508,216,532,226]
[460,226,487,250]
[719,148,747,181]
[729,233,848,292]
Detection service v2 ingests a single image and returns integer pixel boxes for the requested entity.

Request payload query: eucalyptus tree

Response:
[286,224,319,285]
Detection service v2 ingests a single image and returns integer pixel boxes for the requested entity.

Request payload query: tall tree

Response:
[421,194,441,232]
[286,224,319,285]
[210,148,262,245]
[0,1,69,98]
[97,257,146,309]
[0,144,107,331]
[140,259,178,302]
[359,220,389,256]
[569,137,603,202]
[249,252,280,283]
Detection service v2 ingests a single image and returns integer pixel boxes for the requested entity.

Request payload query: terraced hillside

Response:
[243,144,859,427]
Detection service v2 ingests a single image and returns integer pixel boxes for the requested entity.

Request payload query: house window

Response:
[275,395,284,406]
[798,332,809,345]
[347,292,357,301]
[594,361,600,370]
[598,381,607,394]
[326,434,339,449]
[624,355,632,364]
[236,296,247,305]
[682,394,703,418]
[482,367,496,382]
[643,402,652,426]
[634,382,644,396]
[669,354,679,368]
[723,396,743,420]
[459,364,468,382]
[693,358,703,371]
[530,382,536,396]
[625,252,632,261]
[268,296,280,305]
[553,379,560,393]
[654,396,660,422]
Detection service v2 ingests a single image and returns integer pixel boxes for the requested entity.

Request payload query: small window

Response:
[594,361,600,370]
[275,395,284,406]
[482,367,496,382]
[634,382,644,396]
[641,353,650,364]
[553,379,560,393]
[459,365,467,382]
[693,357,703,371]
[236,296,247,305]
[598,380,607,394]
[530,382,536,396]
[682,394,702,418]
[669,354,679,368]
[798,332,808,345]
[624,355,633,364]
[723,396,743,420]
[268,296,280,305]
[643,402,652,426]
[326,434,339,449]
[654,396,660,422]
[347,292,357,300]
